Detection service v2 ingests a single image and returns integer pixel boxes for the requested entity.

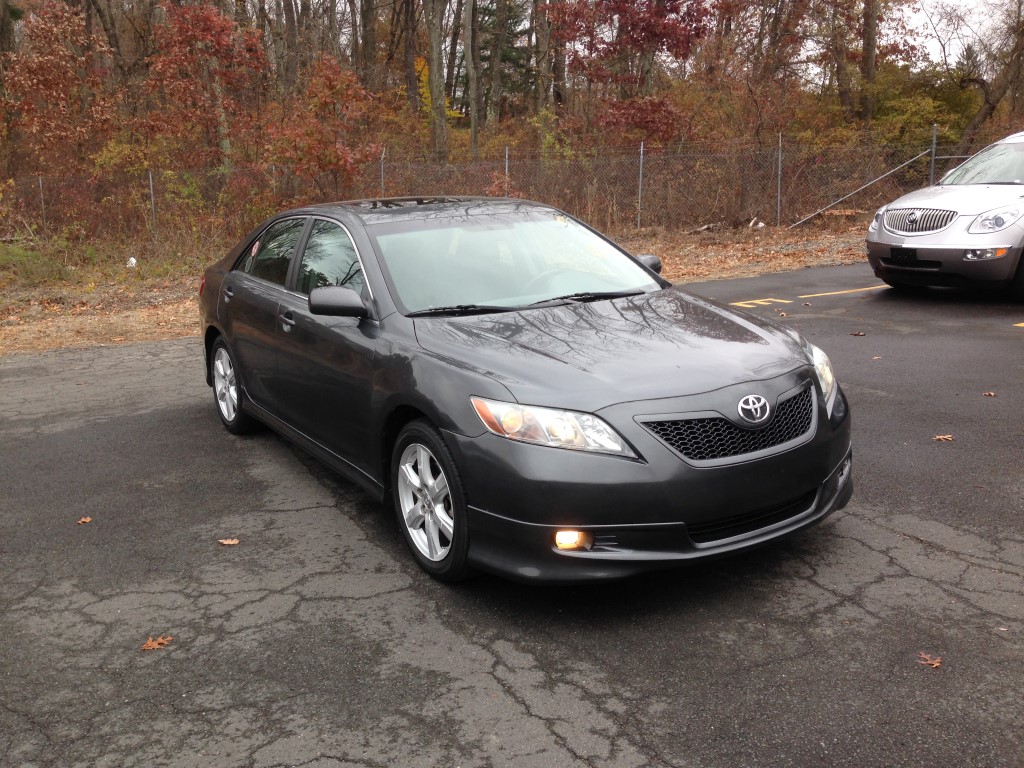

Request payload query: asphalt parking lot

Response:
[1,261,1022,767]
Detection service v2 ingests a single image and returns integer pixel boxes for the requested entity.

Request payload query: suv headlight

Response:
[868,206,885,233]
[968,206,1023,234]
[471,397,637,458]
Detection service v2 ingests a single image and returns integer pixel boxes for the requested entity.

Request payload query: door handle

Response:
[279,311,296,332]
[223,285,234,303]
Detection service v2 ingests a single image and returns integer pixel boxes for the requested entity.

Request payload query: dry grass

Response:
[0,223,866,356]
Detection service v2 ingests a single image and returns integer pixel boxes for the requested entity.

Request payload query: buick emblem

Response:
[907,210,919,224]
[738,394,771,424]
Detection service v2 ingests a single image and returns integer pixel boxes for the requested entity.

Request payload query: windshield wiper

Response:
[529,289,645,306]
[406,304,517,317]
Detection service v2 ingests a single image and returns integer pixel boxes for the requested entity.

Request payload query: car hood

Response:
[887,184,1024,215]
[413,288,807,412]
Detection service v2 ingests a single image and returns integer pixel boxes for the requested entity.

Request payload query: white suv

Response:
[866,131,1024,299]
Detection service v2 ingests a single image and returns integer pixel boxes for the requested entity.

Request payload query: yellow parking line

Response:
[730,298,793,308]
[1015,323,1024,328]
[798,285,887,299]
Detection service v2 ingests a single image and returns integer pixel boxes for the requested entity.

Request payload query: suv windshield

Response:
[367,209,661,314]
[942,142,1024,185]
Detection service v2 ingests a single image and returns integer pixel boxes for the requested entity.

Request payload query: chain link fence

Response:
[0,139,975,241]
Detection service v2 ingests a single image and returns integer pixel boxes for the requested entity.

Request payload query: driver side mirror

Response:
[637,253,662,274]
[309,286,368,318]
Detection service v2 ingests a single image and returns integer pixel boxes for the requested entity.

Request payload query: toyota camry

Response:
[200,198,853,583]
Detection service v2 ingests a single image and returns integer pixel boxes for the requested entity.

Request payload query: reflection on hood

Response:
[414,288,804,411]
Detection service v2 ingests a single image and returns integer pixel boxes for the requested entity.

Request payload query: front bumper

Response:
[445,373,853,583]
[866,221,1023,288]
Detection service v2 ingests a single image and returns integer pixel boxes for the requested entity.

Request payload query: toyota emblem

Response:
[738,394,771,424]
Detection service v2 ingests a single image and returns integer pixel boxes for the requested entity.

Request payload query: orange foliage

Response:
[2,1,115,172]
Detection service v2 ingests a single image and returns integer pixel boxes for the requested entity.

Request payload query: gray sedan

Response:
[200,198,853,583]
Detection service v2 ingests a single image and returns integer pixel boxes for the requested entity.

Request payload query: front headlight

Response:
[809,344,836,404]
[968,206,1024,234]
[786,330,837,407]
[868,206,885,233]
[471,397,637,458]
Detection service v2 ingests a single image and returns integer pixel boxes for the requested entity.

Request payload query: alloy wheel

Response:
[397,443,454,562]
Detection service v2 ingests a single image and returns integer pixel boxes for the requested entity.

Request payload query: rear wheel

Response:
[210,338,259,435]
[392,420,472,582]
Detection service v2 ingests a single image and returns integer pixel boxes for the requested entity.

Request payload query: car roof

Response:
[289,197,558,226]
[998,131,1024,144]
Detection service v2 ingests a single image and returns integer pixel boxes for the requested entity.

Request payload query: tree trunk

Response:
[404,0,420,109]
[533,0,551,114]
[860,0,878,122]
[463,0,479,156]
[445,0,463,100]
[423,0,448,161]
[361,0,378,88]
[485,0,508,121]
[830,10,853,118]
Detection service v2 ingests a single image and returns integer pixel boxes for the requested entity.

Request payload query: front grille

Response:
[644,387,814,462]
[686,489,818,544]
[884,208,957,235]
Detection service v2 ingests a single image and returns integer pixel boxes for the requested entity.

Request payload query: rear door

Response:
[219,216,308,409]
[275,218,379,476]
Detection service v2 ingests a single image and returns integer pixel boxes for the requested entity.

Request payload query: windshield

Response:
[942,142,1024,185]
[367,209,662,314]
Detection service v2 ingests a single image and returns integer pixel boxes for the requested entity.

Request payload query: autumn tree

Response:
[145,3,266,171]
[266,56,380,198]
[2,1,114,172]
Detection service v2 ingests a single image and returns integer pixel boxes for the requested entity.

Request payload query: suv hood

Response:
[888,184,1024,216]
[414,288,807,412]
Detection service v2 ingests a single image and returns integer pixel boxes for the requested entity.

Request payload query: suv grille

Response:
[645,387,814,462]
[884,208,957,235]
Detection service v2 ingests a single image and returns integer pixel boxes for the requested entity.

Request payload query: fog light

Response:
[554,530,593,550]
[964,248,1009,261]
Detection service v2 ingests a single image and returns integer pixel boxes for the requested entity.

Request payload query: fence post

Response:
[148,169,157,237]
[504,145,510,197]
[380,147,386,198]
[637,141,644,228]
[929,123,938,185]
[38,176,46,234]
[776,133,783,227]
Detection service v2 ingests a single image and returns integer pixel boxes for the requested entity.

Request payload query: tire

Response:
[209,338,259,435]
[1009,260,1024,301]
[882,278,926,292]
[391,419,472,582]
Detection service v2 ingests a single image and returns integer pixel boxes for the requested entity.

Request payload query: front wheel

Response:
[1009,259,1024,301]
[210,338,259,435]
[881,278,926,293]
[391,420,472,582]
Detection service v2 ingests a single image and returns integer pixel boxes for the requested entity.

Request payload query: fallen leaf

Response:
[111,337,125,342]
[983,392,996,397]
[872,356,882,360]
[77,516,93,525]
[998,627,1009,631]
[803,302,812,306]
[218,538,240,546]
[778,312,788,317]
[917,652,942,668]
[141,635,174,651]
[932,434,955,442]
[850,331,866,336]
